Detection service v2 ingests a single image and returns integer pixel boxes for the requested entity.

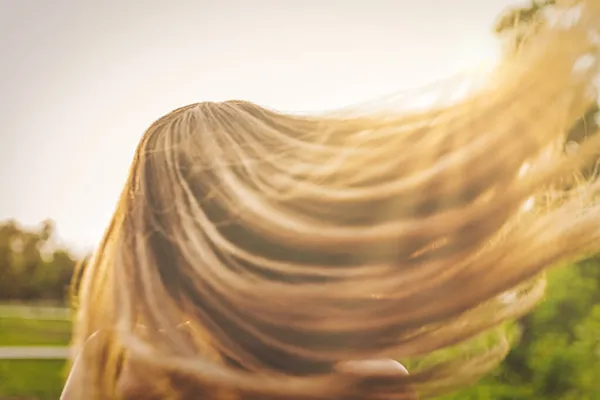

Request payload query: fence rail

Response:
[0,305,71,360]
[0,346,69,360]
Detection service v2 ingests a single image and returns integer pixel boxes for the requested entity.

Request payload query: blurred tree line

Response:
[0,220,78,303]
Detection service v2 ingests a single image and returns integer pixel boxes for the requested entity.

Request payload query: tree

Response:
[495,0,599,151]
[0,219,77,303]
[439,2,600,398]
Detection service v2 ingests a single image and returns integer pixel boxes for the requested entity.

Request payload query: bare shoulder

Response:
[60,331,104,400]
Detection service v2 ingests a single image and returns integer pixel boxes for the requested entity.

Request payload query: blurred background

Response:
[1,0,599,398]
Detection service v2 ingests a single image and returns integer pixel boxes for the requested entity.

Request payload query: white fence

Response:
[0,346,69,360]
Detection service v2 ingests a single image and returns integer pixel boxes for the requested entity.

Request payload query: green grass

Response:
[0,360,67,400]
[0,317,71,347]
[0,314,72,400]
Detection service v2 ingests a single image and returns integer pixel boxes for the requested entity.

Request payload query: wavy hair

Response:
[68,1,600,399]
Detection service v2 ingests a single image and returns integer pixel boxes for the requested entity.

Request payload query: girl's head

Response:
[70,1,600,399]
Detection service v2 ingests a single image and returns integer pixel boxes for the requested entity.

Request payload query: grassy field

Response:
[0,317,71,347]
[0,359,67,400]
[0,311,71,400]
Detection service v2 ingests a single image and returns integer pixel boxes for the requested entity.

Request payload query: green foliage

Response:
[0,219,77,304]
[439,262,600,399]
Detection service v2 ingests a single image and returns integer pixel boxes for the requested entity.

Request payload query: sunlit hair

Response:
[71,1,600,399]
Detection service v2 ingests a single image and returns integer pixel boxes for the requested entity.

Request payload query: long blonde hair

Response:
[72,1,600,398]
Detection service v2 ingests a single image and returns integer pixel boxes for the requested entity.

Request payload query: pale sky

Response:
[0,0,518,254]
